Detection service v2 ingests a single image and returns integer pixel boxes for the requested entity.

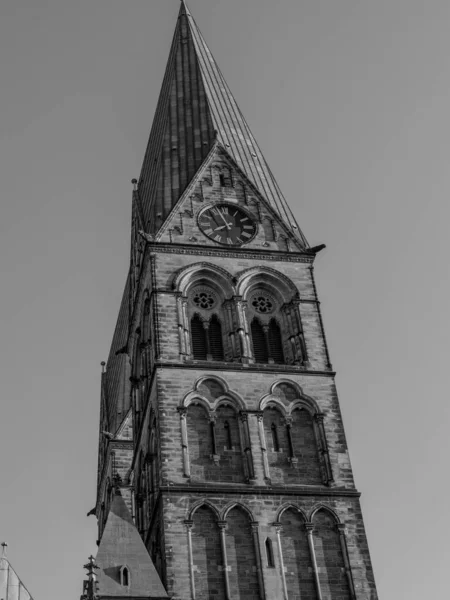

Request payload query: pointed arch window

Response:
[224,420,233,450]
[265,538,275,568]
[251,318,269,363]
[268,319,284,364]
[191,315,207,360]
[271,423,280,452]
[120,566,130,587]
[209,315,224,361]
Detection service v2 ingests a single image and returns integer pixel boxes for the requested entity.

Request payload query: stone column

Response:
[305,523,323,600]
[235,297,251,362]
[184,520,196,599]
[218,521,231,600]
[177,407,190,477]
[273,524,288,600]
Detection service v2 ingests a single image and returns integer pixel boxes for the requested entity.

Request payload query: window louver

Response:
[251,318,269,363]
[209,315,224,361]
[191,315,207,360]
[268,319,284,364]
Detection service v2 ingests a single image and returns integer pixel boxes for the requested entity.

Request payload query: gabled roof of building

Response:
[0,556,34,600]
[138,1,308,247]
[95,491,168,598]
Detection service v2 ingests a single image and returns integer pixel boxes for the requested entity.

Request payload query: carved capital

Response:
[184,519,194,530]
[315,412,326,424]
[250,521,260,533]
[177,406,188,419]
[217,520,227,530]
[272,522,283,534]
[337,523,347,535]
[239,411,249,423]
[256,411,264,422]
[304,523,315,534]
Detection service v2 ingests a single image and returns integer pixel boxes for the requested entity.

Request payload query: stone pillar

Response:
[305,523,323,600]
[177,407,190,477]
[273,524,288,600]
[184,520,196,599]
[218,521,231,600]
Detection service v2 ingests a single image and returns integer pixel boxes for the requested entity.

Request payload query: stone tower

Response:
[93,2,379,599]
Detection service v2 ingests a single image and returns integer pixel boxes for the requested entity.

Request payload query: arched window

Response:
[224,420,233,450]
[192,506,223,598]
[268,319,284,364]
[120,566,130,587]
[209,315,224,361]
[225,507,259,598]
[251,318,268,363]
[191,315,207,360]
[279,509,315,598]
[271,423,280,452]
[313,510,352,599]
[265,538,275,568]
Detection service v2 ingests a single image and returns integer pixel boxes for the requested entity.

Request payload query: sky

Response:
[0,0,448,598]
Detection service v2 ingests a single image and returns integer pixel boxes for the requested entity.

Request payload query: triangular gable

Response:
[95,492,168,598]
[0,558,34,600]
[155,146,305,253]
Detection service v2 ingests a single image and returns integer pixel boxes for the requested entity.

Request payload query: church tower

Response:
[92,2,378,599]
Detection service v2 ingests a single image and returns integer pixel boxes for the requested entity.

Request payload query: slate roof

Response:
[0,557,34,600]
[138,1,308,247]
[95,492,168,599]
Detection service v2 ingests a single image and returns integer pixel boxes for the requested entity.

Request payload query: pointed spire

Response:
[138,2,308,246]
[179,0,191,17]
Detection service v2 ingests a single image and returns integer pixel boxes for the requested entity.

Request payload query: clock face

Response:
[198,204,257,246]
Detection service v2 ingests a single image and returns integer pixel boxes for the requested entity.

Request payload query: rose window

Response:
[251,294,274,314]
[192,289,216,310]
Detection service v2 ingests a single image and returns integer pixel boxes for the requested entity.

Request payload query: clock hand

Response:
[217,210,232,230]
[214,225,228,230]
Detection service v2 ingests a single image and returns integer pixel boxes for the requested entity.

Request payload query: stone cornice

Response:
[158,484,360,498]
[147,242,315,264]
[155,361,336,378]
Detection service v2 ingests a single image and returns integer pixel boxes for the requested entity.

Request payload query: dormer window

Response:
[120,565,130,587]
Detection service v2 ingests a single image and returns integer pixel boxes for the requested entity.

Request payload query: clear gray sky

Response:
[0,0,448,598]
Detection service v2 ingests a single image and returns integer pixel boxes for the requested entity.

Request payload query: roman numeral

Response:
[220,207,228,214]
[214,235,221,241]
[241,217,249,222]
[204,228,213,235]
[243,225,253,230]
[241,232,251,238]
[236,237,243,244]
[227,238,233,245]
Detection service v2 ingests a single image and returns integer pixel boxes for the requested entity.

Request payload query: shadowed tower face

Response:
[93,2,378,599]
